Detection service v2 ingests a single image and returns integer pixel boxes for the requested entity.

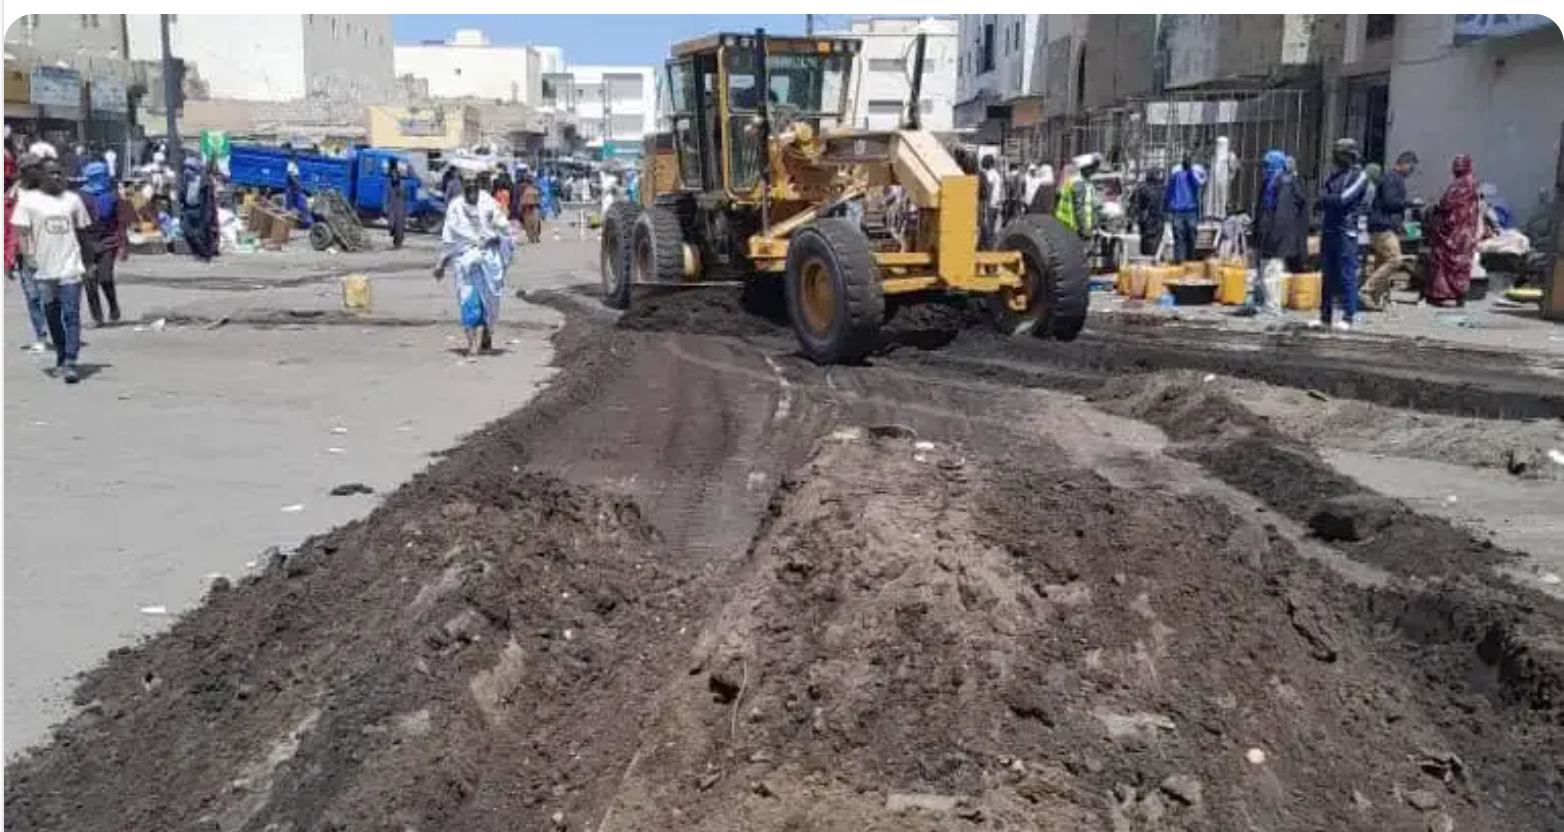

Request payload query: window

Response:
[867,99,903,115]
[454,67,462,76]
[1014,20,1022,52]
[921,99,933,113]
[981,22,995,73]
[90,14,100,28]
[869,58,903,73]
[1365,14,1395,41]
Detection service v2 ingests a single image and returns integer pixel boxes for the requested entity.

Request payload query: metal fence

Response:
[1014,87,1319,214]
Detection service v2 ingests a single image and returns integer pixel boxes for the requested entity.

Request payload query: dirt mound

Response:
[581,435,1560,832]
[5,454,699,832]
[616,286,788,338]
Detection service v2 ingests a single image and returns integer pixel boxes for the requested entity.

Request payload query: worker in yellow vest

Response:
[1055,153,1102,240]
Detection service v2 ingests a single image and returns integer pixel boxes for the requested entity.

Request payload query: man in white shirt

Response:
[11,159,91,383]
[980,155,1005,248]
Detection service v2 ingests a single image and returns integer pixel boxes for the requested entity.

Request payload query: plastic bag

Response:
[459,283,485,329]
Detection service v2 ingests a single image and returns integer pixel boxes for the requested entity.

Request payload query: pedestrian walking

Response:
[1422,154,1482,307]
[1250,149,1308,314]
[78,161,131,326]
[8,152,52,352]
[434,173,513,356]
[1318,138,1370,330]
[980,155,1004,248]
[1360,151,1417,311]
[1128,168,1167,257]
[180,158,218,261]
[386,160,407,249]
[1164,156,1204,262]
[11,159,92,382]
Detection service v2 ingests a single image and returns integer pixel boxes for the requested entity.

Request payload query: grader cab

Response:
[600,30,1090,363]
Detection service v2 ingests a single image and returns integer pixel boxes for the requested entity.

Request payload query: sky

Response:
[394,15,853,67]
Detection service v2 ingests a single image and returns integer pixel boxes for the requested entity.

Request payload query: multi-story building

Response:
[125,14,395,104]
[393,28,553,106]
[538,65,656,161]
[954,14,1041,139]
[824,16,957,132]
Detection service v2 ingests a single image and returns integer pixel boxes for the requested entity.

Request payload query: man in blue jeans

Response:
[1318,138,1370,331]
[1163,156,1204,262]
[11,159,92,382]
[8,153,51,351]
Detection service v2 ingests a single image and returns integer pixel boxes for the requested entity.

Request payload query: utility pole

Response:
[159,13,182,174]
[806,14,814,36]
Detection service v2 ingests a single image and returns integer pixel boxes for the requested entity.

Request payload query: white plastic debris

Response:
[1548,449,1564,467]
[149,318,167,331]
[326,447,346,455]
[1445,495,1459,504]
[913,453,929,463]
[563,629,575,641]
[330,426,348,435]
[139,605,169,616]
[914,440,936,451]
[281,504,305,513]
[1203,373,1217,383]
[1541,573,1561,586]
[1246,748,1267,765]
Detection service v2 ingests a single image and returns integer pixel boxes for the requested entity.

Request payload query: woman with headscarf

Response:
[1251,149,1308,314]
[433,173,513,355]
[180,157,217,262]
[1423,155,1481,306]
[491,164,513,220]
[78,161,133,325]
[385,159,406,249]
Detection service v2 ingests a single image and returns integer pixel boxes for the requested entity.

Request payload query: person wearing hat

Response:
[1055,153,1101,240]
[1318,137,1370,330]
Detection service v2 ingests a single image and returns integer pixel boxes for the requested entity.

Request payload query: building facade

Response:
[124,14,395,104]
[1382,15,1562,217]
[825,16,957,132]
[538,65,656,160]
[393,29,548,106]
[4,15,136,152]
[954,14,1042,138]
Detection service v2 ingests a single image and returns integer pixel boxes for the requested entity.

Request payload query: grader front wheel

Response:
[783,219,884,364]
[991,215,1090,340]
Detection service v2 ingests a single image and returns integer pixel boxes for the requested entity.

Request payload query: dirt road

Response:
[7,288,1562,832]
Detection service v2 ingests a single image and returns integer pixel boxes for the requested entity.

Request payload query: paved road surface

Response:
[4,230,595,756]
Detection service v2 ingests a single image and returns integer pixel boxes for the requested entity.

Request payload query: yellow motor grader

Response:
[600,30,1089,364]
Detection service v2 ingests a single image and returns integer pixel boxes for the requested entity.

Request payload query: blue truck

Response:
[228,144,446,235]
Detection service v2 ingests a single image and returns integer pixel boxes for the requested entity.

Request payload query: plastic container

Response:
[342,273,372,312]
[1217,265,1249,305]
[1143,266,1181,302]
[1286,272,1322,311]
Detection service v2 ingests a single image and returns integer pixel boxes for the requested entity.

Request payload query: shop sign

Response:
[88,77,127,113]
[30,65,81,108]
[1454,14,1556,44]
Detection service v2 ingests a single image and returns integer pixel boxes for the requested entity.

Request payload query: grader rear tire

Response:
[631,206,685,286]
[599,202,640,310]
[784,219,884,364]
[992,215,1090,340]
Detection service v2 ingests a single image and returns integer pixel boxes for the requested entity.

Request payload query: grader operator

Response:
[600,29,1090,364]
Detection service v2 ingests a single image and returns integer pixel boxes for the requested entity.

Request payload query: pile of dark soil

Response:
[616,286,788,338]
[5,434,702,832]
[585,436,1564,831]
